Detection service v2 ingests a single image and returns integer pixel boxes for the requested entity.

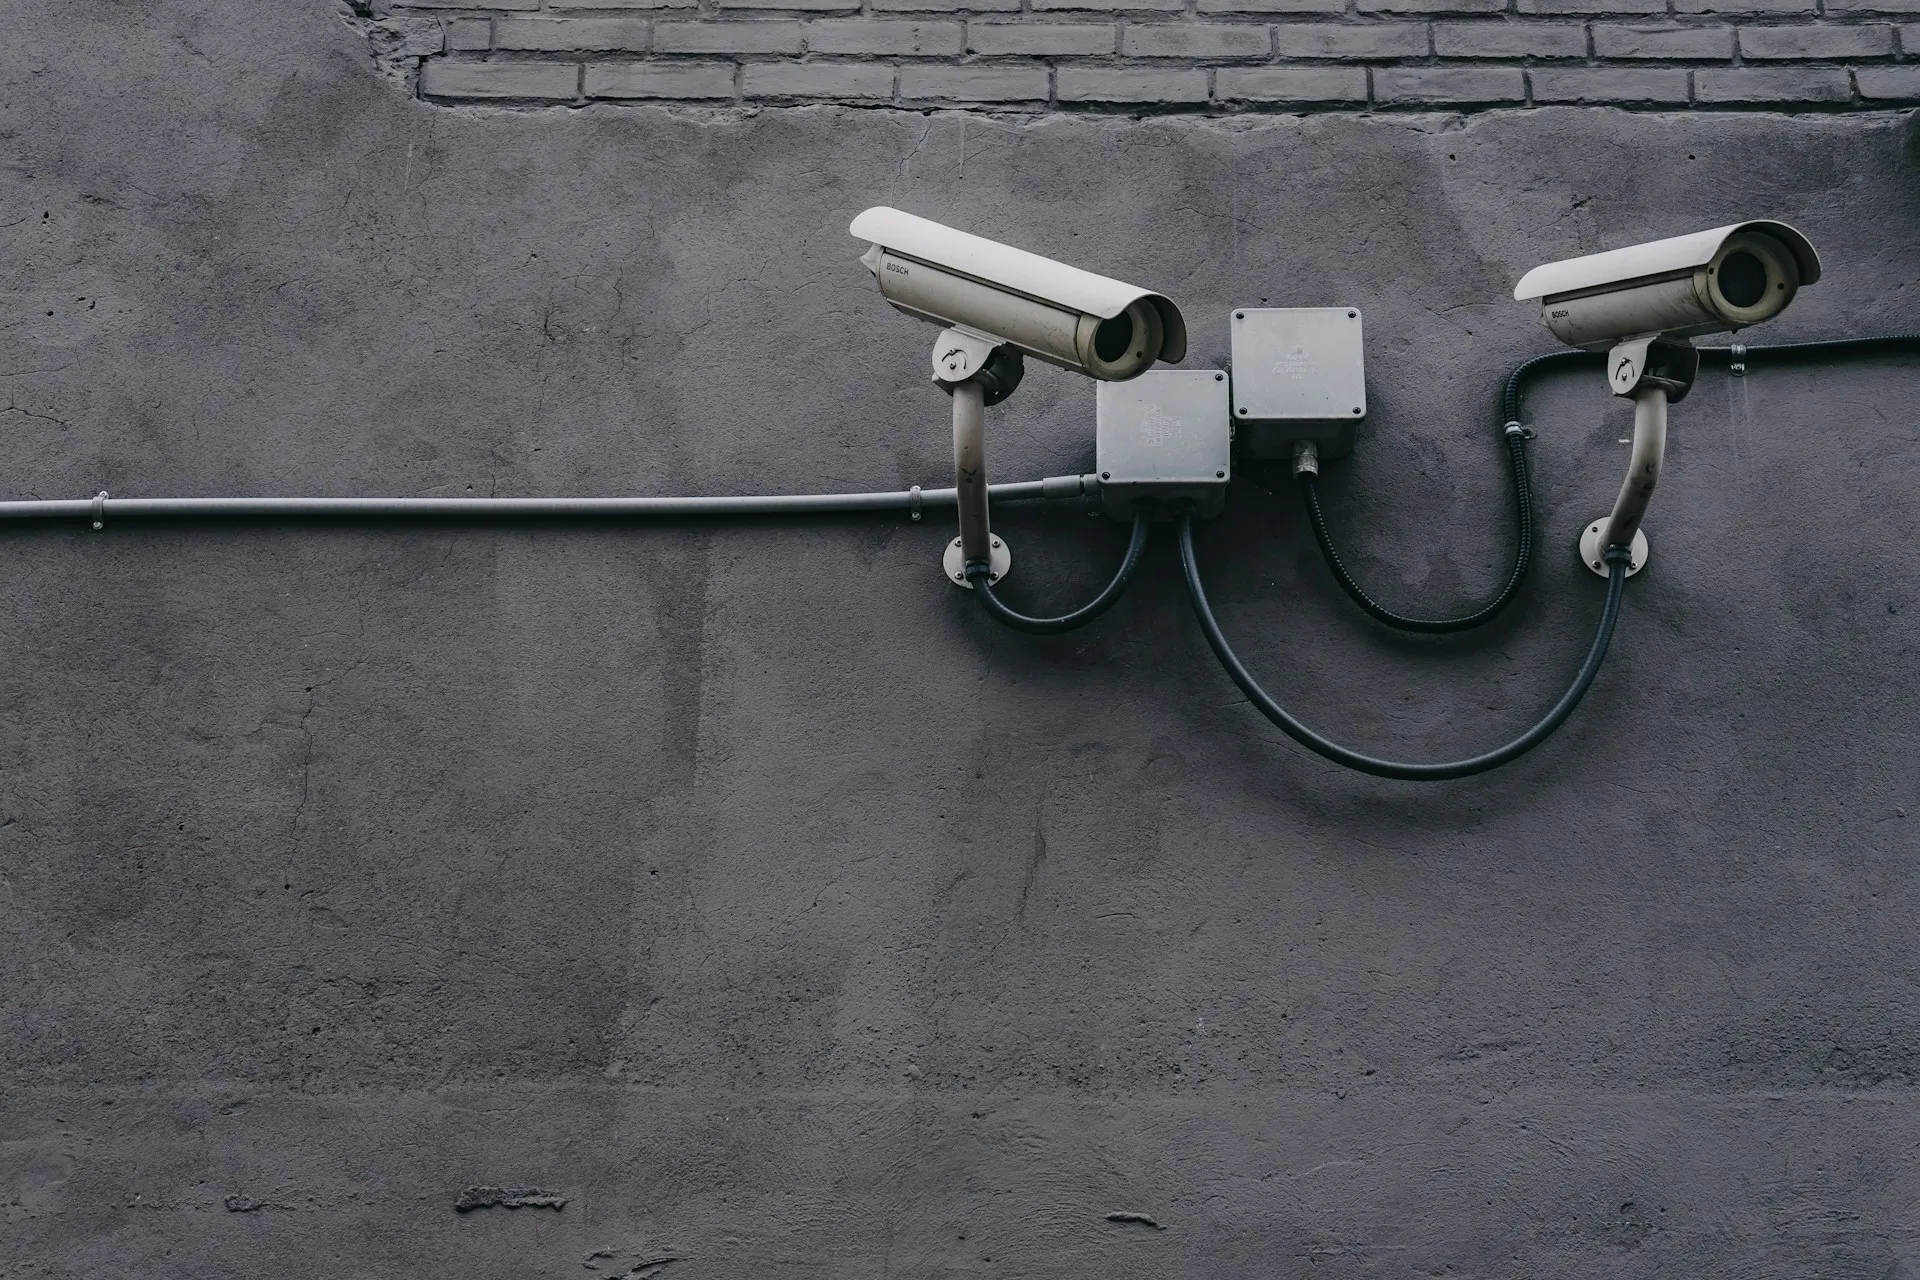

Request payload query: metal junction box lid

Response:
[1096,369,1231,521]
[1229,307,1367,459]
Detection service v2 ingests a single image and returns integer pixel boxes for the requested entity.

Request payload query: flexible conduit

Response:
[1295,336,1919,634]
[1183,518,1631,780]
[967,513,1151,635]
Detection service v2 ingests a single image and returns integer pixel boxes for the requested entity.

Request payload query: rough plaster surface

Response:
[4,1,1920,1276]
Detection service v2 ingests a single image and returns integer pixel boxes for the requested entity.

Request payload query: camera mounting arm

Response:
[931,326,1023,588]
[1579,335,1699,579]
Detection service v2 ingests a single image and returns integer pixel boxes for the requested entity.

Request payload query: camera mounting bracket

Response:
[932,326,1023,589]
[1580,334,1690,578]
[1606,334,1699,402]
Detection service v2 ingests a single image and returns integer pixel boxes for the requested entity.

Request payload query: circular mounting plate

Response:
[1579,520,1648,578]
[944,535,1010,590]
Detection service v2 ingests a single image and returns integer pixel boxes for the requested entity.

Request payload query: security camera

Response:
[852,206,1190,592]
[1513,220,1821,352]
[851,206,1187,382]
[1513,219,1822,582]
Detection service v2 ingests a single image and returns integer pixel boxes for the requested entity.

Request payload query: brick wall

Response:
[352,0,1920,108]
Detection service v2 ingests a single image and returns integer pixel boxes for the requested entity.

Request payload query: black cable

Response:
[965,513,1151,635]
[1297,349,1595,633]
[1297,432,1530,633]
[1180,516,1630,781]
[1700,334,1920,366]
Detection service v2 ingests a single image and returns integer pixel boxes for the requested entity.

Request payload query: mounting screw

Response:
[1234,311,1244,320]
[1214,372,1224,381]
[991,537,1002,548]
[1215,469,1226,479]
[1347,310,1357,318]
[1100,471,1111,480]
[1352,407,1363,415]
[1236,407,1248,416]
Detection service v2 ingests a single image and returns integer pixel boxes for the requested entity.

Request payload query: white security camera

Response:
[1513,220,1822,582]
[851,206,1188,589]
[851,206,1187,382]
[1513,220,1820,352]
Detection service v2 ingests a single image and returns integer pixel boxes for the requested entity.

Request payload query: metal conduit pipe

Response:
[0,476,1103,525]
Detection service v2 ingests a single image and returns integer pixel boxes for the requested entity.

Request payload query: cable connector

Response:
[1291,439,1319,477]
[1729,343,1747,376]
[1041,473,1095,500]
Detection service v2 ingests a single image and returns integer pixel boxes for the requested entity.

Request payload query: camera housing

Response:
[1513,220,1821,351]
[851,206,1187,381]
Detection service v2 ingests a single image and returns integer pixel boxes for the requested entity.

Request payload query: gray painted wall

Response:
[5,2,1920,1276]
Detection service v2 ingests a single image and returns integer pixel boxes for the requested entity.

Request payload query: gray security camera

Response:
[1514,220,1820,352]
[1514,220,1822,580]
[852,207,1187,382]
[851,207,1188,588]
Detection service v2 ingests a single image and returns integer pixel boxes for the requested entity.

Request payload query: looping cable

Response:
[1293,349,1595,634]
[1297,424,1533,633]
[965,513,1151,635]
[1181,516,1630,781]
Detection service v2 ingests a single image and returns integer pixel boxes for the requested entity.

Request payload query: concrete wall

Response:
[5,1,1920,1277]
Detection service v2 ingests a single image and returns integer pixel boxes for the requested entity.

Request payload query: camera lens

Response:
[1094,311,1134,363]
[1717,250,1768,309]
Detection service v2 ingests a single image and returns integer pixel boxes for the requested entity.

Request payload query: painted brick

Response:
[585,61,735,97]
[718,0,856,12]
[1592,24,1734,57]
[495,18,652,51]
[807,20,963,54]
[397,0,534,8]
[1693,66,1852,100]
[1215,65,1369,97]
[1738,24,1894,57]
[1373,65,1527,100]
[1675,0,1813,12]
[654,22,803,53]
[1057,67,1211,99]
[1274,23,1427,57]
[419,60,579,99]
[876,0,1021,11]
[1198,0,1344,12]
[742,61,895,96]
[1357,0,1505,15]
[1433,21,1588,56]
[1517,0,1666,14]
[899,65,1051,99]
[1530,66,1691,99]
[443,19,491,51]
[1121,24,1273,57]
[369,17,448,56]
[1857,65,1920,96]
[1907,22,1920,48]
[1032,0,1184,13]
[547,0,691,7]
[968,23,1117,55]
[1828,0,1920,12]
